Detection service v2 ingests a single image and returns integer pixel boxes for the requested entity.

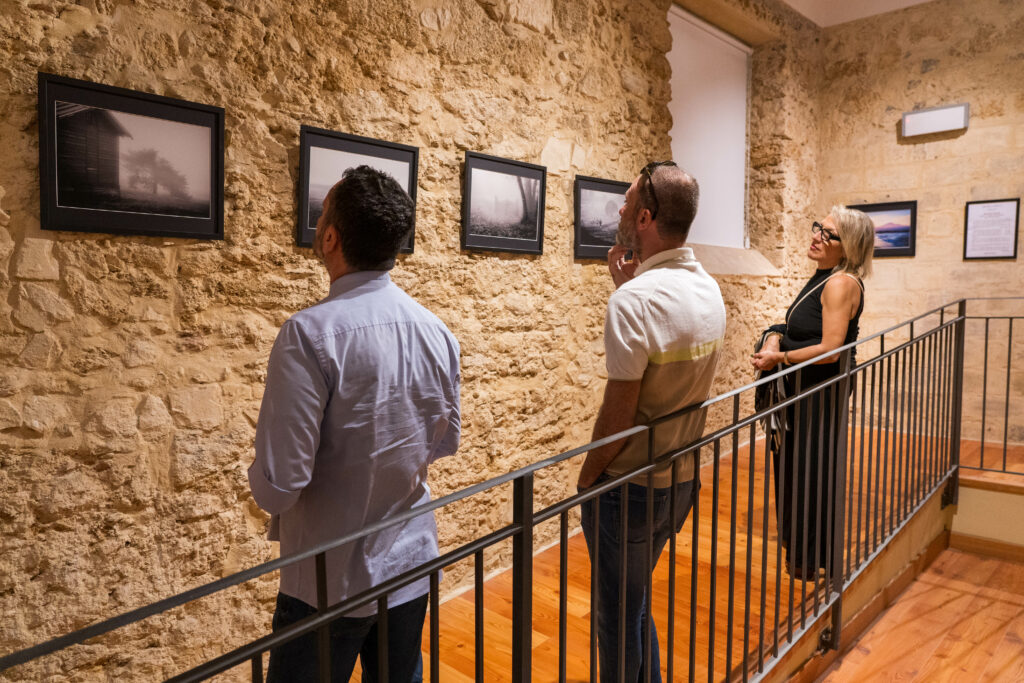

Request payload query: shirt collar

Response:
[634,247,695,276]
[326,270,391,299]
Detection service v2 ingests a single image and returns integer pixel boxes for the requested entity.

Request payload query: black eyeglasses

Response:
[640,160,677,219]
[812,221,842,244]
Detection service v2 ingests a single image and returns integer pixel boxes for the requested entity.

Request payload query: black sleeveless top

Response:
[780,269,864,380]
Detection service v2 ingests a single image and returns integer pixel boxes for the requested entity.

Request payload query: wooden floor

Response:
[344,435,1021,682]
[820,549,1024,682]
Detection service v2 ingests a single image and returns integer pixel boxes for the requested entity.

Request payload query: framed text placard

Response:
[38,72,224,240]
[963,198,1019,260]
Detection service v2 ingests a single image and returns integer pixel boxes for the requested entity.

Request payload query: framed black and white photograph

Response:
[848,200,917,258]
[963,198,1019,260]
[298,126,418,251]
[574,175,628,260]
[461,151,545,255]
[38,72,224,240]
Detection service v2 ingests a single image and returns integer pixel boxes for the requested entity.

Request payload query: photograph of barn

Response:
[54,101,211,218]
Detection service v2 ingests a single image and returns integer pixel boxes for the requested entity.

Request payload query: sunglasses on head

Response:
[640,160,677,220]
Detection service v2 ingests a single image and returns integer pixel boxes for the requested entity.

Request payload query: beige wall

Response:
[816,0,1024,443]
[1,0,1018,678]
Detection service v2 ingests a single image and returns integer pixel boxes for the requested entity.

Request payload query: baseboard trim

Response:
[949,532,1024,563]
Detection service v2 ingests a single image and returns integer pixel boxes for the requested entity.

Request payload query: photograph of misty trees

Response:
[55,102,211,218]
[579,188,625,247]
[469,167,540,240]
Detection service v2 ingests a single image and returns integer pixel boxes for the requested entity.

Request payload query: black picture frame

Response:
[461,151,545,255]
[38,72,224,240]
[573,175,628,260]
[297,126,418,252]
[848,200,917,258]
[963,198,1020,261]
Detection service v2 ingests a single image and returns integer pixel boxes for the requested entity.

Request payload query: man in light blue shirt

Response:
[249,166,461,682]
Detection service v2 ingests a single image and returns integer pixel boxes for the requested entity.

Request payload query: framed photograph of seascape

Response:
[298,126,418,251]
[573,175,628,260]
[461,151,546,255]
[963,198,1019,260]
[38,72,224,240]
[849,200,917,258]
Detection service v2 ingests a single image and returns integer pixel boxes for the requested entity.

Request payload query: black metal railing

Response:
[2,298,1017,682]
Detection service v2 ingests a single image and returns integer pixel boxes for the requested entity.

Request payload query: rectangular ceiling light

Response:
[902,103,970,137]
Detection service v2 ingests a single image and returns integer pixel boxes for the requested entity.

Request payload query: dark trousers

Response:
[266,591,427,683]
[581,476,696,683]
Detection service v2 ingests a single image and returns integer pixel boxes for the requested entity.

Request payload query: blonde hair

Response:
[831,205,874,279]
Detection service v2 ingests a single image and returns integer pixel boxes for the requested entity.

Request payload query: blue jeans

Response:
[581,475,696,683]
[266,591,426,683]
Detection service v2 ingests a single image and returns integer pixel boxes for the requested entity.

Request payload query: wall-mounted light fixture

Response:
[901,103,970,137]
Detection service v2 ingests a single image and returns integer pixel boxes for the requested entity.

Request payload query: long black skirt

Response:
[771,367,843,577]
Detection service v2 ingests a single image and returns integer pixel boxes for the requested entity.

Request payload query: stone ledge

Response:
[689,243,781,277]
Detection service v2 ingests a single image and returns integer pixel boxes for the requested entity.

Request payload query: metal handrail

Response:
[0,298,983,678]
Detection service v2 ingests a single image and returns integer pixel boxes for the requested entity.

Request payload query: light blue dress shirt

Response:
[249,270,461,616]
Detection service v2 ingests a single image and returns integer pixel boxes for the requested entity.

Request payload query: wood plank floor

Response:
[344,435,1018,682]
[819,549,1024,682]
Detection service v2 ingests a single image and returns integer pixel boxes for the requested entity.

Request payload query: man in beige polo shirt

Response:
[577,161,726,683]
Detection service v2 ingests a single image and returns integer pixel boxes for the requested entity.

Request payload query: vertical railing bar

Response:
[904,341,916,519]
[644,427,655,683]
[811,383,828,616]
[1003,318,1013,472]
[799,384,817,625]
[512,473,534,683]
[725,397,740,679]
[788,369,802,642]
[883,353,894,538]
[944,323,955,476]
[950,301,967,505]
[376,595,389,683]
[315,552,330,683]
[708,438,721,683]
[617,479,628,683]
[981,318,989,468]
[895,346,908,528]
[926,331,937,493]
[872,361,883,553]
[251,654,263,683]
[828,350,853,650]
[432,570,442,683]
[667,458,678,683]
[856,369,868,570]
[846,374,858,579]
[922,333,933,495]
[558,513,568,683]
[688,448,700,683]
[472,554,482,683]
[761,414,774,669]
[772,405,784,657]
[590,484,599,683]
[742,420,756,683]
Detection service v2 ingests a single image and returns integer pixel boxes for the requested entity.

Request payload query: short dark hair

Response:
[647,166,699,243]
[323,165,414,271]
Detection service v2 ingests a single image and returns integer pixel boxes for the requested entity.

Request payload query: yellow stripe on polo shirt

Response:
[648,337,724,365]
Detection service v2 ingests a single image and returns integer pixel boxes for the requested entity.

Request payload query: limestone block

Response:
[18,330,63,369]
[0,368,27,397]
[12,238,60,281]
[138,394,173,433]
[0,398,20,430]
[420,7,452,31]
[21,396,68,436]
[540,136,573,174]
[123,339,159,368]
[86,398,139,438]
[31,468,105,523]
[508,0,552,33]
[13,283,74,332]
[169,385,224,431]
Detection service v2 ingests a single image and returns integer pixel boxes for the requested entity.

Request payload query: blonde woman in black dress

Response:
[751,207,875,580]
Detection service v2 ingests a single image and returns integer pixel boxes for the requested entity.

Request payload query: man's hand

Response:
[607,244,638,288]
[577,379,642,491]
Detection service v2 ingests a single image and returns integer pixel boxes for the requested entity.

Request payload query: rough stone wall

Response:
[816,0,1024,443]
[0,0,683,679]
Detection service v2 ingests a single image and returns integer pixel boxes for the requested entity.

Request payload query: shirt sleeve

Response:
[429,333,461,462]
[248,319,329,515]
[605,290,649,381]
